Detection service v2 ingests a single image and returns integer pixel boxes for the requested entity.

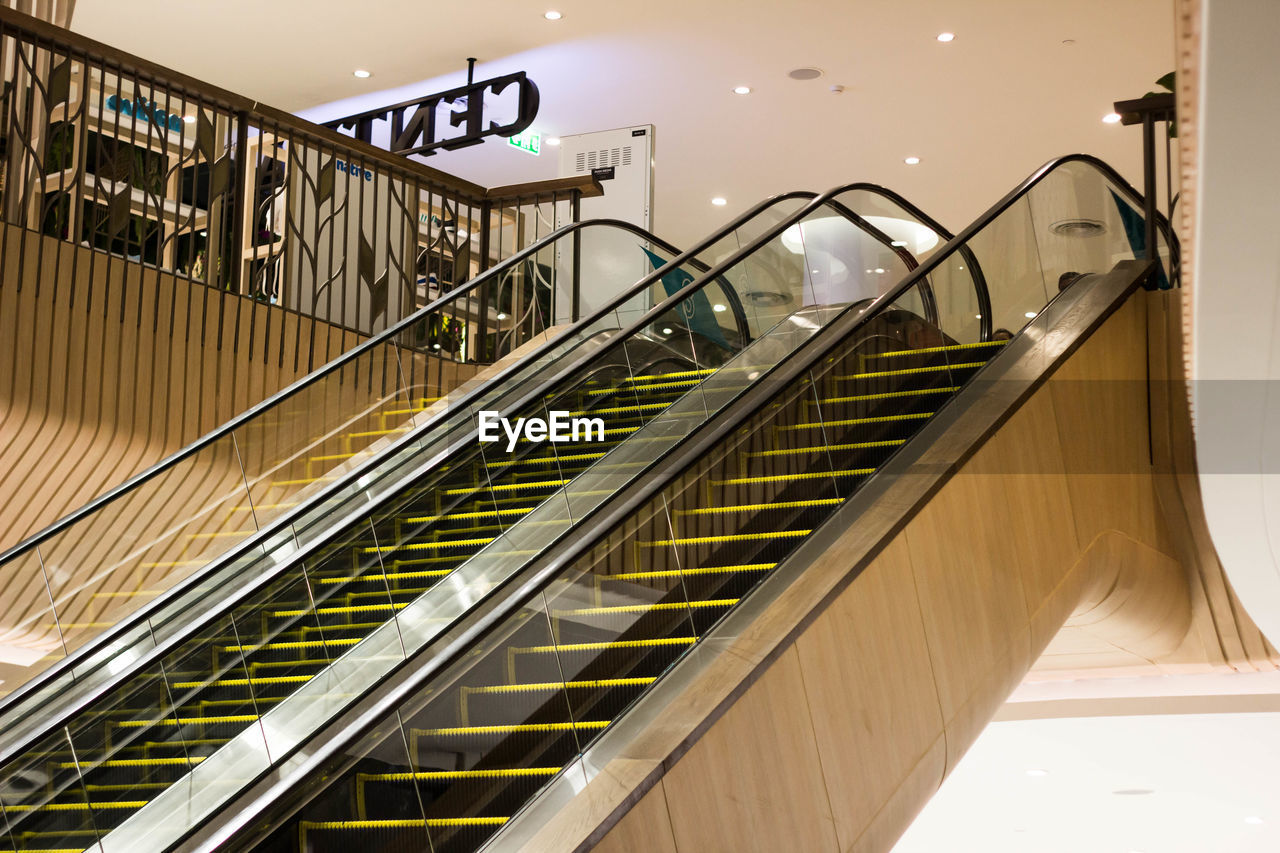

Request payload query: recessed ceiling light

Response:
[662,327,673,335]
[874,268,885,274]
[432,343,441,349]
[545,136,561,146]
[732,86,752,95]
[904,156,921,165]
[713,303,726,312]
[353,69,371,78]
[1245,816,1265,825]
[1112,789,1155,796]
[891,240,908,247]
[1025,311,1038,319]
[1103,112,1122,124]
[496,312,507,320]
[937,32,956,42]
[788,67,823,80]
[711,197,727,206]
[1025,768,1049,777]
[811,269,821,274]
[544,10,562,20]
[183,115,196,124]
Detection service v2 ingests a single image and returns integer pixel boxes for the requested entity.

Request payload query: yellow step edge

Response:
[556,599,737,617]
[361,537,496,554]
[640,530,810,547]
[402,507,533,523]
[416,721,609,737]
[677,499,840,515]
[510,638,696,656]
[483,452,606,469]
[747,440,904,458]
[270,602,407,618]
[835,361,986,381]
[443,479,569,496]
[300,817,507,833]
[809,386,958,405]
[864,340,1007,359]
[777,413,931,431]
[113,714,258,728]
[1,800,148,812]
[710,468,874,486]
[219,637,361,654]
[586,380,697,395]
[463,677,655,697]
[357,767,560,782]
[172,674,312,689]
[317,568,454,585]
[56,755,205,769]
[604,560,773,581]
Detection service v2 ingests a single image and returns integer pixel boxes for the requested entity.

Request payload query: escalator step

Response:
[709,469,874,486]
[834,361,986,381]
[776,412,931,431]
[808,386,957,405]
[863,340,1007,360]
[414,721,608,737]
[746,440,904,459]
[609,563,775,581]
[677,499,841,515]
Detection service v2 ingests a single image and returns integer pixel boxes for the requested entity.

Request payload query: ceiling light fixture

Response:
[732,86,752,95]
[904,156,921,165]
[353,69,371,78]
[544,10,563,20]
[1025,311,1038,319]
[711,197,727,206]
[662,327,673,335]
[183,115,196,124]
[545,136,561,146]
[874,268,885,274]
[1025,768,1049,777]
[1103,112,1122,124]
[937,32,955,42]
[713,303,726,312]
[496,312,507,320]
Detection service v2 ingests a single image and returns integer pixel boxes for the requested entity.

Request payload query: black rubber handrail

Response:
[0,181,935,772]
[192,153,1177,853]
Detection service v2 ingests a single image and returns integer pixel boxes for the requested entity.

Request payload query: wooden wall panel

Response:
[0,224,486,691]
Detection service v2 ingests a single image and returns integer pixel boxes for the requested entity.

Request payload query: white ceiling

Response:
[69,0,1177,245]
[893,711,1280,853]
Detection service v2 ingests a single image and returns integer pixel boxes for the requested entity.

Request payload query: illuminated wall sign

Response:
[323,70,540,158]
[508,129,541,155]
[105,95,184,133]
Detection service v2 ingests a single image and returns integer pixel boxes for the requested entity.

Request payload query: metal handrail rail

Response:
[189,153,1178,852]
[0,5,601,202]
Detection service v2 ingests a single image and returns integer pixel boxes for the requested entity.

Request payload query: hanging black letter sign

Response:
[324,71,541,158]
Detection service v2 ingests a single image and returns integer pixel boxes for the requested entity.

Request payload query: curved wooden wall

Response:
[0,223,481,689]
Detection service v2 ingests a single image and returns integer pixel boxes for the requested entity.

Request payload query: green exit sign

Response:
[508,130,541,155]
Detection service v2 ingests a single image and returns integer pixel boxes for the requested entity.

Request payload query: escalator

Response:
[0,185,963,852]
[158,155,1171,853]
